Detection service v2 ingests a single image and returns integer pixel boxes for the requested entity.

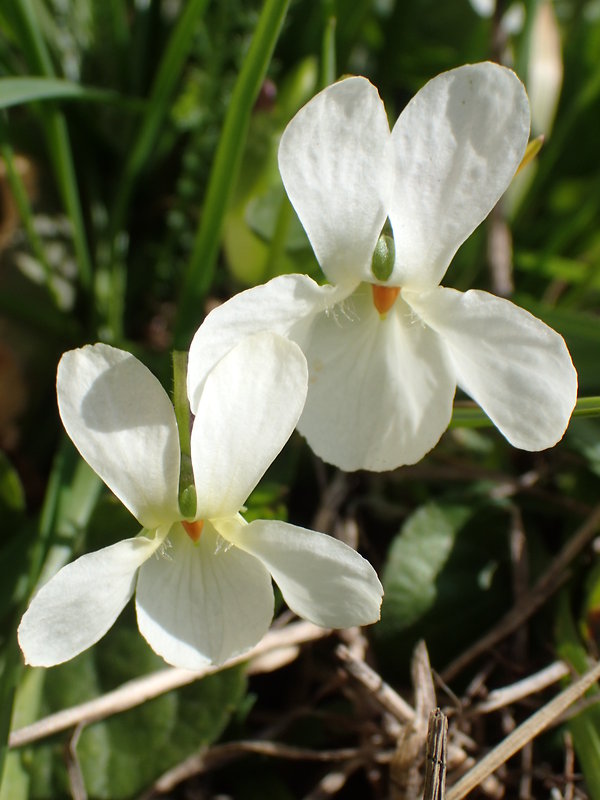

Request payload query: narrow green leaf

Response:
[11,0,95,307]
[175,0,292,348]
[105,0,210,342]
[0,77,118,108]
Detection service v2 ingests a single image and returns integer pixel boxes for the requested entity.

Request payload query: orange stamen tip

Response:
[372,285,400,315]
[182,519,204,542]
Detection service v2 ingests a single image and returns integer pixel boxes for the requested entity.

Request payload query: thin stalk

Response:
[174,0,291,348]
[264,194,294,280]
[449,396,600,429]
[320,1,337,89]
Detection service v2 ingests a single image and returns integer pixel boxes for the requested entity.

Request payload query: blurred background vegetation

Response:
[2,0,600,797]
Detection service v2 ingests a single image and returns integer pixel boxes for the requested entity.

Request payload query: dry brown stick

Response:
[446,658,600,800]
[10,621,330,749]
[442,504,600,682]
[335,643,415,723]
[146,742,369,797]
[390,642,435,800]
[474,660,570,714]
[422,709,448,800]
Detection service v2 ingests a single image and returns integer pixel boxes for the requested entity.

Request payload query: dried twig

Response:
[442,504,600,681]
[335,643,414,724]
[145,741,376,798]
[474,661,570,714]
[446,658,600,800]
[10,621,330,749]
[390,641,436,799]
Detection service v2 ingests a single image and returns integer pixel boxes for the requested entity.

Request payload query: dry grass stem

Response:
[10,620,330,749]
[446,659,600,800]
[422,709,448,800]
[475,660,571,713]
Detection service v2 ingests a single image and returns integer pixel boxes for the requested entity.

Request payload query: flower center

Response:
[182,519,204,542]
[371,285,400,316]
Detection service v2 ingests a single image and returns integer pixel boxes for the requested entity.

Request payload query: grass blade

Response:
[174,0,292,348]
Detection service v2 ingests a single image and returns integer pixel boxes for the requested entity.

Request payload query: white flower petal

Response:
[187,274,349,412]
[405,287,578,450]
[220,518,383,628]
[136,522,274,668]
[191,332,308,519]
[57,344,181,529]
[18,536,160,667]
[279,77,393,286]
[296,286,456,471]
[389,62,530,288]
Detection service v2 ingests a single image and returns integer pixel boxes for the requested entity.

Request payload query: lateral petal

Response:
[405,286,578,449]
[136,522,274,668]
[220,518,383,628]
[57,344,181,529]
[187,274,351,412]
[296,286,456,471]
[389,62,530,288]
[18,535,160,667]
[191,332,308,519]
[279,76,393,286]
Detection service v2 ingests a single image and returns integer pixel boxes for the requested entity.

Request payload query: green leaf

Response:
[0,452,25,514]
[0,77,118,109]
[175,0,292,347]
[517,299,600,394]
[245,185,309,252]
[24,612,247,799]
[375,501,511,674]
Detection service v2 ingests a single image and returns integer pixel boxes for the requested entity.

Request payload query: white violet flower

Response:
[187,62,577,471]
[18,333,383,669]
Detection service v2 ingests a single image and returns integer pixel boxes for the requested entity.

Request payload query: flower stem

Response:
[172,351,196,518]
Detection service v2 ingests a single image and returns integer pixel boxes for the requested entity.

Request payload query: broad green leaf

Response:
[375,502,511,674]
[23,609,247,799]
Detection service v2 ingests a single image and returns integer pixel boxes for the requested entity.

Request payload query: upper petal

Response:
[388,62,530,289]
[57,344,181,529]
[220,518,383,628]
[18,535,160,666]
[404,286,578,450]
[191,332,308,519]
[296,286,456,471]
[278,77,393,286]
[136,522,274,668]
[187,274,350,412]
